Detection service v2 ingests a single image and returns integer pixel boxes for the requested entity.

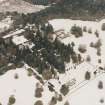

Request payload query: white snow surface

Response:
[68,73,105,105]
[0,64,105,105]
[0,0,46,13]
[49,19,105,67]
[0,66,55,105]
[12,35,28,45]
[0,19,105,105]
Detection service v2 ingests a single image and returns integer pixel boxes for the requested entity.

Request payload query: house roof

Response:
[12,35,28,45]
[3,29,25,39]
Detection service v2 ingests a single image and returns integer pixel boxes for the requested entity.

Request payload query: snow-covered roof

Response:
[12,35,28,45]
[3,29,25,39]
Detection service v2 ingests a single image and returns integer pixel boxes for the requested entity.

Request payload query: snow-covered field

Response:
[0,0,46,13]
[69,73,105,105]
[0,66,68,105]
[0,66,53,105]
[0,19,105,105]
[49,19,105,68]
[0,63,104,105]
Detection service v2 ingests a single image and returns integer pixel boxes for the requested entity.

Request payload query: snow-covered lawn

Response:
[68,73,105,105]
[49,19,105,67]
[0,18,105,105]
[0,66,56,105]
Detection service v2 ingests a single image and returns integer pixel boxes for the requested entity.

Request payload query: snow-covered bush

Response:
[88,28,92,33]
[42,69,52,80]
[35,88,42,98]
[34,100,43,105]
[90,42,94,47]
[95,30,99,37]
[57,94,63,102]
[86,55,91,62]
[85,71,91,80]
[78,44,87,53]
[78,54,82,63]
[83,26,87,32]
[8,95,16,105]
[71,54,78,63]
[94,39,102,49]
[60,84,69,96]
[14,73,19,79]
[48,85,54,92]
[97,48,101,56]
[100,98,104,103]
[35,83,43,98]
[101,23,105,31]
[71,25,83,37]
[90,39,102,49]
[98,59,102,64]
[27,68,33,76]
[98,81,103,89]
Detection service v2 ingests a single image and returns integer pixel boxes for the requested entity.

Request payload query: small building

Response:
[12,35,28,46]
[2,29,26,45]
[54,29,69,39]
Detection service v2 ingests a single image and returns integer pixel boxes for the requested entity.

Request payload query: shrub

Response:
[98,81,103,89]
[90,39,102,49]
[83,26,87,32]
[90,42,94,47]
[35,89,42,98]
[88,28,92,33]
[35,83,43,98]
[86,55,91,62]
[71,54,78,63]
[0,103,2,105]
[94,39,102,49]
[71,42,75,47]
[71,25,83,37]
[36,83,43,91]
[27,68,33,76]
[97,48,101,56]
[49,96,57,105]
[78,54,82,63]
[64,101,69,105]
[48,85,54,92]
[14,73,19,79]
[101,23,105,31]
[95,30,99,37]
[85,71,91,80]
[78,44,87,53]
[34,100,43,105]
[42,69,52,80]
[57,94,63,102]
[60,84,69,96]
[100,98,104,103]
[98,59,101,64]
[35,88,42,98]
[16,62,24,68]
[8,95,16,105]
